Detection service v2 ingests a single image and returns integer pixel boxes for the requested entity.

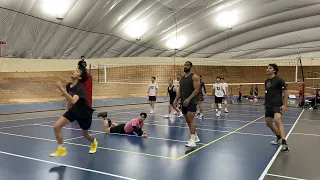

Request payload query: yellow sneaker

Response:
[89,139,98,154]
[50,146,67,157]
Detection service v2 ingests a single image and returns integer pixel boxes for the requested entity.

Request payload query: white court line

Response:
[34,123,206,145]
[298,119,320,122]
[266,173,308,180]
[0,103,164,124]
[92,119,276,138]
[0,121,57,130]
[258,109,305,180]
[64,132,106,141]
[102,117,239,130]
[291,132,320,137]
[0,150,137,180]
[0,115,58,123]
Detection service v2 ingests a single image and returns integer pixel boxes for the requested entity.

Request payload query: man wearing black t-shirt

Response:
[265,64,289,152]
[78,55,87,72]
[50,68,98,157]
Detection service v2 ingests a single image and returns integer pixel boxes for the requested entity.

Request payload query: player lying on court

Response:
[98,112,149,138]
[51,69,98,157]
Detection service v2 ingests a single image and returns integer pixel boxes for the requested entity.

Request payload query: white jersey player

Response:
[147,76,158,114]
[172,74,181,112]
[212,77,226,117]
[221,77,229,113]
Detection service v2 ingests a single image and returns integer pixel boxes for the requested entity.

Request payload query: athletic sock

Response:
[191,134,196,140]
[58,144,64,148]
[276,135,281,140]
[282,139,287,145]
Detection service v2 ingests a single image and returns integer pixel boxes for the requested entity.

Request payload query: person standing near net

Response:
[212,77,226,117]
[265,64,289,152]
[174,61,200,147]
[78,55,87,72]
[147,76,158,114]
[221,77,229,113]
[196,75,206,119]
[165,79,183,117]
[51,69,98,157]
[173,74,181,111]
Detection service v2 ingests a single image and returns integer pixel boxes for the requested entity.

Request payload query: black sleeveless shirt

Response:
[168,86,176,100]
[179,73,198,105]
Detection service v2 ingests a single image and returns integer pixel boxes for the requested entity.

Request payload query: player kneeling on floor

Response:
[98,112,149,138]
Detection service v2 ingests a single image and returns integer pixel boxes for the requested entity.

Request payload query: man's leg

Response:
[50,116,71,157]
[78,117,98,154]
[265,116,281,141]
[184,105,200,147]
[274,112,289,152]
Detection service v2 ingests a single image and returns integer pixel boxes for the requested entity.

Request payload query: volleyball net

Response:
[97,57,305,107]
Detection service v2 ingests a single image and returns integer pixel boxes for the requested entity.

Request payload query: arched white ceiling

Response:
[0,0,319,59]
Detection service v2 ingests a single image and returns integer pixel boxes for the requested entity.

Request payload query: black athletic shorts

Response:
[110,123,126,134]
[149,96,156,101]
[215,96,223,103]
[265,105,282,118]
[169,98,175,105]
[181,103,197,114]
[63,110,92,130]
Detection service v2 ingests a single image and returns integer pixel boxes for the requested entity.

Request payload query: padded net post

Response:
[82,74,93,106]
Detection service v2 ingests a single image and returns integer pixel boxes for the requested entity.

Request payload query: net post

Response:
[298,56,305,104]
[295,57,299,82]
[97,63,100,83]
[104,64,107,83]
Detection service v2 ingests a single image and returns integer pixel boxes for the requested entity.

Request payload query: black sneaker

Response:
[97,112,108,118]
[281,144,289,152]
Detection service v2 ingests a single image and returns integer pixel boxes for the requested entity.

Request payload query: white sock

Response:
[58,144,64,148]
[191,134,196,140]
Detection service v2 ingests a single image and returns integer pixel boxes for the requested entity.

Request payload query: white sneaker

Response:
[150,110,154,114]
[198,114,203,119]
[164,114,170,118]
[224,109,228,113]
[178,112,183,117]
[309,107,313,110]
[271,139,280,145]
[195,136,200,143]
[216,112,220,117]
[185,139,196,147]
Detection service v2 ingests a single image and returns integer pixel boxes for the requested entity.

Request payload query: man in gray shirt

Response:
[174,61,200,147]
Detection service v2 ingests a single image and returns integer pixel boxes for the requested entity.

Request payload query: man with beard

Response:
[173,61,200,147]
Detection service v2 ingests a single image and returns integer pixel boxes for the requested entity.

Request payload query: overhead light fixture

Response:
[125,20,147,40]
[216,10,237,28]
[42,0,69,17]
[166,36,186,50]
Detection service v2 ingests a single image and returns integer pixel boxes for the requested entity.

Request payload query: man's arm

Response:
[156,84,159,97]
[203,82,207,94]
[283,90,288,106]
[280,79,288,106]
[132,126,143,136]
[60,88,79,105]
[175,84,181,101]
[187,74,200,100]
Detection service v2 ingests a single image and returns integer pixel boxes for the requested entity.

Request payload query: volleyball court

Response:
[0,57,306,180]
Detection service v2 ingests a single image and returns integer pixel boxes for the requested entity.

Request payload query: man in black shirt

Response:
[78,55,87,72]
[265,64,289,152]
[173,61,200,147]
[50,68,98,157]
